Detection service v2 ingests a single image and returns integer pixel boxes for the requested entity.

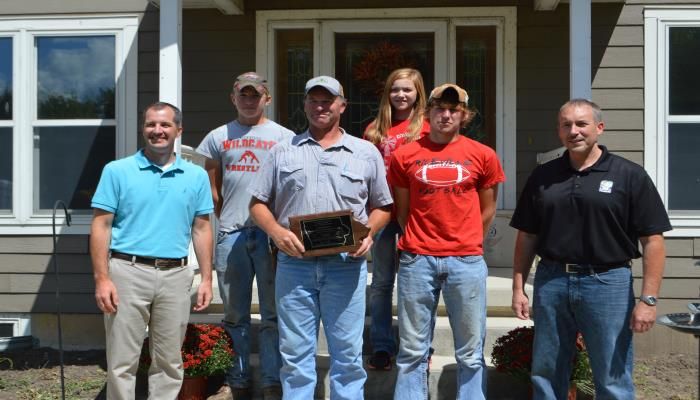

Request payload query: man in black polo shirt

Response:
[510,99,671,400]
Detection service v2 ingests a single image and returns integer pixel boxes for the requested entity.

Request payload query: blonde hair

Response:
[365,68,427,145]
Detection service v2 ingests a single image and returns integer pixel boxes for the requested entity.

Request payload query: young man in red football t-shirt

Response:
[388,84,505,400]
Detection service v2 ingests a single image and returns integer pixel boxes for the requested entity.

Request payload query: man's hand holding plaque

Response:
[288,210,371,257]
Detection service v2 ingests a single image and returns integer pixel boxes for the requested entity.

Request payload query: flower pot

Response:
[178,376,208,400]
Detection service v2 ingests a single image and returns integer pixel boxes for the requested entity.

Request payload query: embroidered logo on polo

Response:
[599,180,613,193]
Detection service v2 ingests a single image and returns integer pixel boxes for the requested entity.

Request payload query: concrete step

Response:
[198,353,531,400]
[189,314,533,359]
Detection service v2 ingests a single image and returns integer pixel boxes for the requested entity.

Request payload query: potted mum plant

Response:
[140,323,233,400]
[491,326,594,399]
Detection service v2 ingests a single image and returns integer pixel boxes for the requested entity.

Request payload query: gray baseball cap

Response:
[304,75,345,98]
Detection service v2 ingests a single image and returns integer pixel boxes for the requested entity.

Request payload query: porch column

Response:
[570,0,592,100]
[159,0,183,152]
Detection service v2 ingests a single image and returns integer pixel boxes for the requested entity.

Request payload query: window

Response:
[0,16,138,233]
[0,37,12,213]
[0,315,30,338]
[645,8,700,235]
[257,8,517,209]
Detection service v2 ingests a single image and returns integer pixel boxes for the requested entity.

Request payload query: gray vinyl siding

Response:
[182,9,257,147]
[0,0,150,14]
[515,4,568,191]
[0,237,98,313]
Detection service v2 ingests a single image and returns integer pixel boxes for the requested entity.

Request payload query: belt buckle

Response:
[154,258,168,268]
[565,263,579,273]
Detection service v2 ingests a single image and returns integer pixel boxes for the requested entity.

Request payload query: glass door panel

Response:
[275,29,313,133]
[334,33,434,137]
[456,26,496,149]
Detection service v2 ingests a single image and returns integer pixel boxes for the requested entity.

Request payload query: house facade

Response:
[0,0,698,356]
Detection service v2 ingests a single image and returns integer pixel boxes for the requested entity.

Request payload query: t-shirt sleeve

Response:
[387,152,409,189]
[91,163,119,213]
[281,127,296,140]
[362,121,374,141]
[247,148,277,203]
[510,171,539,234]
[195,129,221,161]
[478,147,506,190]
[630,170,672,236]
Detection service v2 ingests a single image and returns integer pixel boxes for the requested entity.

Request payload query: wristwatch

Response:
[639,295,658,306]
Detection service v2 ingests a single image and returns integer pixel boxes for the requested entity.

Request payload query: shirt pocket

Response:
[337,168,368,202]
[280,164,306,193]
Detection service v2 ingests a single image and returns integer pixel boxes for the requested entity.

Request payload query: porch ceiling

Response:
[150,0,244,15]
[534,0,625,11]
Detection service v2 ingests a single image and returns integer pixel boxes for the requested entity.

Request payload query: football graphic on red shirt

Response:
[414,162,471,187]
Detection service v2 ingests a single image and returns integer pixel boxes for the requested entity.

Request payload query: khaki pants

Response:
[105,257,194,400]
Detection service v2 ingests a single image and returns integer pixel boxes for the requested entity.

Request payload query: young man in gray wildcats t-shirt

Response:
[196,72,294,400]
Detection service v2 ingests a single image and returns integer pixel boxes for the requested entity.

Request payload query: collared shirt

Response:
[92,149,214,258]
[510,146,672,265]
[248,129,393,228]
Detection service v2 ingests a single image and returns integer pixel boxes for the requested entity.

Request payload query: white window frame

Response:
[0,314,31,337]
[644,7,700,237]
[0,15,138,234]
[256,7,517,210]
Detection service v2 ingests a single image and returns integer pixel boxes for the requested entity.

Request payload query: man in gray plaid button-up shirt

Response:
[250,75,392,399]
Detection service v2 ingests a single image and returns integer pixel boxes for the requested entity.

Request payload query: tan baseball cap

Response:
[233,72,268,94]
[429,83,469,104]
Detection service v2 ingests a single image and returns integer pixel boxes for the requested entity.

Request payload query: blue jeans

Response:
[215,226,281,388]
[369,220,402,355]
[532,261,635,400]
[275,252,367,400]
[394,253,487,400]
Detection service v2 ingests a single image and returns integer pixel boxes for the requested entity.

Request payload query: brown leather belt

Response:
[111,252,187,268]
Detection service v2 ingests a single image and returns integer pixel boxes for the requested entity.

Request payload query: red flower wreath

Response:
[352,41,417,97]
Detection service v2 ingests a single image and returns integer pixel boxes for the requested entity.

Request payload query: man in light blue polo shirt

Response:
[90,102,214,399]
[249,76,393,399]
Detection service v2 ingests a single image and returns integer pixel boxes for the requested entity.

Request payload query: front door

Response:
[257,8,516,208]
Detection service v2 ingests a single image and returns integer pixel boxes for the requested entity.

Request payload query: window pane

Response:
[0,38,11,120]
[335,33,434,137]
[34,126,115,211]
[0,127,11,212]
[669,27,700,115]
[37,36,115,119]
[456,26,497,149]
[275,29,313,133]
[668,123,700,210]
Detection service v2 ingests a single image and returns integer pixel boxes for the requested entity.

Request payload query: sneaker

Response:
[208,384,232,400]
[368,351,392,370]
[262,385,283,400]
[231,386,252,400]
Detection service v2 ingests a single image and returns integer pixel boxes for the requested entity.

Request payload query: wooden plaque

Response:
[288,210,370,257]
